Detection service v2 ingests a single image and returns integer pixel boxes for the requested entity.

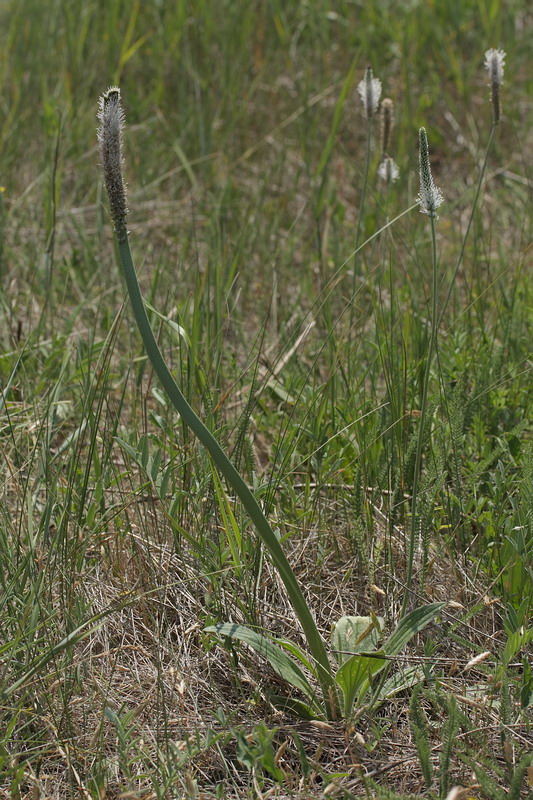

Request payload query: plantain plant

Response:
[98,86,444,721]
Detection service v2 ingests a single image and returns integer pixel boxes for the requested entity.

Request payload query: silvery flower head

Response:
[417,127,444,219]
[358,66,382,118]
[377,156,400,183]
[97,86,128,241]
[484,48,506,124]
[484,48,505,85]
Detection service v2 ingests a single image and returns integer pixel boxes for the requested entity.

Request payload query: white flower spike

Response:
[378,156,400,183]
[484,48,505,85]
[417,127,444,219]
[484,48,506,124]
[358,66,382,118]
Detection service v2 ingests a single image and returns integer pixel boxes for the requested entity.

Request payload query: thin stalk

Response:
[435,123,497,547]
[349,116,373,377]
[402,214,439,614]
[439,124,496,325]
[352,118,372,301]
[116,236,337,718]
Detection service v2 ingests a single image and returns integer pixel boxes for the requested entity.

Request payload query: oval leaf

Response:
[331,615,384,666]
[335,651,387,716]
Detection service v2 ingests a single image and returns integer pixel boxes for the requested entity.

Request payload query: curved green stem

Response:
[116,236,337,718]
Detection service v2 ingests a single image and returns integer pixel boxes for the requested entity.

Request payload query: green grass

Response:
[1,0,533,797]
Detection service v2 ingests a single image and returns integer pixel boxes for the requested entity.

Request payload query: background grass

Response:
[1,1,532,797]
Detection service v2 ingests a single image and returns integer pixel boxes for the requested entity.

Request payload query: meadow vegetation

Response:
[0,1,532,798]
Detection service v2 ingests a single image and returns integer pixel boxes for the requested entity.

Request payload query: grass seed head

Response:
[417,127,444,219]
[484,48,505,124]
[98,86,128,241]
[358,66,382,118]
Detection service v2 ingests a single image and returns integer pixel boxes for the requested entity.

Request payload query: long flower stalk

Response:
[97,87,337,717]
[351,67,382,333]
[402,128,442,613]
[439,49,505,325]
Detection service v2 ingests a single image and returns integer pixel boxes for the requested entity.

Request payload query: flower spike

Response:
[97,86,128,241]
[484,48,506,124]
[378,156,400,183]
[358,66,382,118]
[417,127,444,219]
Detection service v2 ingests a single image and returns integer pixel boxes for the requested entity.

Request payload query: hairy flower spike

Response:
[358,66,382,118]
[378,155,400,183]
[417,127,444,219]
[484,48,505,124]
[380,98,394,155]
[98,87,128,241]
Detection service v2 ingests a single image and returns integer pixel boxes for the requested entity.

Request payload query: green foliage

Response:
[205,622,322,717]
[234,723,285,785]
[207,604,444,719]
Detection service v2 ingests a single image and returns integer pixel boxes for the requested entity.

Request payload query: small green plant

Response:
[205,604,444,719]
[234,722,285,786]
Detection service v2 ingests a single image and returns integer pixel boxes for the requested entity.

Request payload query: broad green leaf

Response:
[268,694,319,720]
[385,603,445,655]
[335,651,387,716]
[276,639,317,677]
[331,615,384,666]
[265,378,295,404]
[376,665,425,701]
[114,437,138,461]
[205,623,321,712]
